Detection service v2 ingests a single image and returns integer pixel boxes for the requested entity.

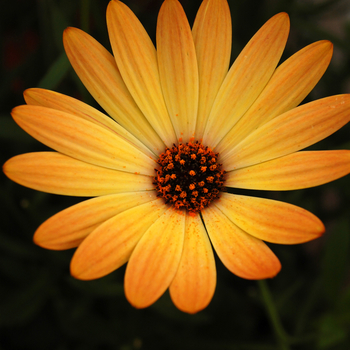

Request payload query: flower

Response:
[3,0,350,314]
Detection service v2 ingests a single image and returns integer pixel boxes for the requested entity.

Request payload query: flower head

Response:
[3,0,350,314]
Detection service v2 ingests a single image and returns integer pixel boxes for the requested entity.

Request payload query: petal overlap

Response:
[63,27,164,154]
[157,0,199,142]
[202,205,281,279]
[24,88,155,158]
[125,208,185,308]
[223,95,350,170]
[215,193,325,244]
[192,0,232,140]
[34,191,158,250]
[70,199,167,280]
[217,40,333,155]
[202,12,290,147]
[226,150,350,190]
[3,152,153,196]
[107,0,177,146]
[12,105,156,175]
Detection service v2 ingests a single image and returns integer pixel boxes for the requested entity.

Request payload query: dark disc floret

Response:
[153,140,226,213]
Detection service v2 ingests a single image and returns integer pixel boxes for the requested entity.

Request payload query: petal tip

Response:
[70,259,89,281]
[271,12,290,31]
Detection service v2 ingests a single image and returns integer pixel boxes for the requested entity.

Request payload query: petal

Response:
[223,95,350,170]
[192,0,232,140]
[24,88,155,158]
[34,191,157,250]
[70,199,166,280]
[63,27,164,154]
[106,0,177,146]
[215,193,325,244]
[169,213,216,314]
[217,40,333,155]
[226,150,350,190]
[3,152,153,196]
[12,105,156,175]
[125,208,186,309]
[157,0,198,142]
[202,205,281,279]
[202,12,290,147]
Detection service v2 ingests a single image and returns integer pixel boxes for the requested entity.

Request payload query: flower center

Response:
[153,140,226,213]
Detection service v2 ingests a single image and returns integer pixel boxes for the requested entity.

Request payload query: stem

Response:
[257,279,291,350]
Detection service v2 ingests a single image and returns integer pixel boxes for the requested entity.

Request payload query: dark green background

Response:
[1,0,350,349]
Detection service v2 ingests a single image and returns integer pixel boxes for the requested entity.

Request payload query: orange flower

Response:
[3,0,350,314]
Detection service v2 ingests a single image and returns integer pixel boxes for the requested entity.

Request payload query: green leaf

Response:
[37,52,71,90]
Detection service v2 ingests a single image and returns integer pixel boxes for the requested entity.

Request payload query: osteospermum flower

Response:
[3,0,350,314]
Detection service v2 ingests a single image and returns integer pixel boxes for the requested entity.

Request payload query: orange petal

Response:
[157,0,198,142]
[223,95,350,170]
[34,191,157,250]
[63,27,164,154]
[192,0,232,140]
[70,199,167,280]
[169,213,216,314]
[106,0,176,146]
[24,88,154,158]
[202,205,281,279]
[125,208,186,308]
[225,150,350,190]
[3,152,153,196]
[12,105,156,175]
[217,40,333,155]
[215,193,325,244]
[202,12,290,147]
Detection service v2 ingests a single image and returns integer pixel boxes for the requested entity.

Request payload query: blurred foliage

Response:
[1,0,350,349]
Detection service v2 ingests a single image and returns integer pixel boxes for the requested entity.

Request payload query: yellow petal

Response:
[157,0,198,142]
[169,213,216,314]
[34,191,157,250]
[70,199,167,280]
[202,205,281,279]
[106,0,176,146]
[215,193,324,244]
[125,208,185,309]
[217,40,333,155]
[192,0,232,140]
[3,152,153,196]
[63,27,164,154]
[226,150,350,190]
[202,12,290,147]
[24,88,155,158]
[223,95,350,170]
[12,105,156,175]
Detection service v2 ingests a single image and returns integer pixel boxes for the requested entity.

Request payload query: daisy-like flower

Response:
[3,0,350,314]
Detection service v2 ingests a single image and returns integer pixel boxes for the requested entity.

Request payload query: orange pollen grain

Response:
[153,141,226,213]
[207,176,214,183]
